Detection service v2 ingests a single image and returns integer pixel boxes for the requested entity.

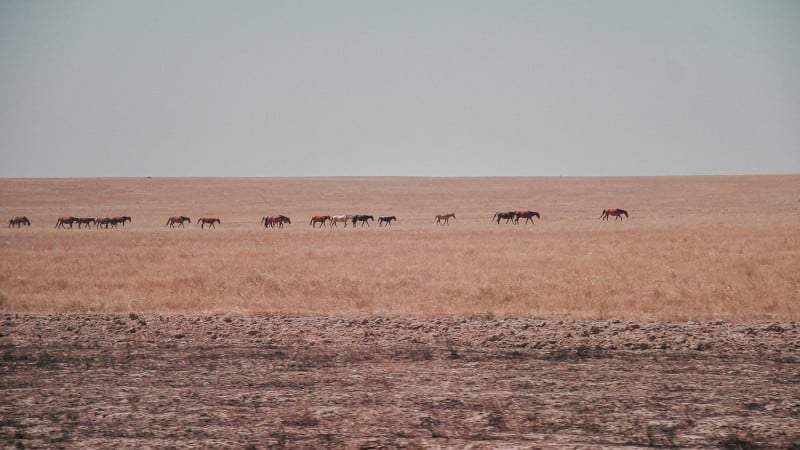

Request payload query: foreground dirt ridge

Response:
[2,315,799,448]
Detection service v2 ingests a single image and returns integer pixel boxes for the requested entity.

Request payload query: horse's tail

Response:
[492,213,498,221]
[599,210,606,218]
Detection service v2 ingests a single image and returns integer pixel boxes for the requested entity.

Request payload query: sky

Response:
[1,0,798,177]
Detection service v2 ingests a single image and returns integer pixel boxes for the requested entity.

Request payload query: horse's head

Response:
[620,210,628,217]
[283,216,291,224]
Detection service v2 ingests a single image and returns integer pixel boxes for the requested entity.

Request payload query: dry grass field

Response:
[2,176,800,448]
[1,176,799,320]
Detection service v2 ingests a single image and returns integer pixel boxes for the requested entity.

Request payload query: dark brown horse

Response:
[8,216,30,228]
[166,216,191,228]
[514,211,540,224]
[435,213,455,226]
[378,216,396,227]
[55,216,79,229]
[96,217,120,229]
[492,211,515,224]
[76,217,96,229]
[351,215,374,227]
[197,217,221,229]
[600,208,628,221]
[310,215,330,228]
[265,215,291,228]
[112,216,131,226]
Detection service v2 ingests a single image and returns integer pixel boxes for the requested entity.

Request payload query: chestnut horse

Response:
[166,216,191,228]
[514,211,540,224]
[600,209,628,221]
[197,217,221,229]
[8,216,30,228]
[492,211,515,224]
[378,216,396,227]
[310,215,330,228]
[435,213,455,226]
[55,216,79,229]
[329,215,352,227]
[351,215,374,227]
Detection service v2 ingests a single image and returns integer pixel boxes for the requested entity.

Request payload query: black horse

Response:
[76,217,96,229]
[492,211,516,224]
[378,216,396,227]
[351,215,374,227]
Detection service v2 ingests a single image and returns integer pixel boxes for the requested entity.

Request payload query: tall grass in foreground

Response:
[1,225,797,321]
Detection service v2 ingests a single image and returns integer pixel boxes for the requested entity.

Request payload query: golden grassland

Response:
[1,176,798,321]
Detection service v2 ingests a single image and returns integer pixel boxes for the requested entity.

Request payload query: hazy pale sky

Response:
[1,0,798,177]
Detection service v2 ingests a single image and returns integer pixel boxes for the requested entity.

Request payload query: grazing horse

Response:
[267,215,291,228]
[197,217,221,229]
[329,215,352,227]
[492,211,516,224]
[378,216,396,227]
[351,215,374,227]
[112,216,131,226]
[55,216,79,229]
[600,208,628,221]
[435,213,455,226]
[310,215,330,228]
[166,216,191,228]
[514,211,540,225]
[8,216,30,228]
[76,217,96,229]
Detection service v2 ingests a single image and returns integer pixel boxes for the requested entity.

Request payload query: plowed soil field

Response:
[2,315,798,448]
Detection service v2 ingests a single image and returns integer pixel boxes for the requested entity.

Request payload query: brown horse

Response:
[166,216,191,228]
[96,217,122,229]
[197,217,221,229]
[514,211,540,224]
[435,213,455,226]
[55,216,79,229]
[266,215,291,228]
[8,216,30,228]
[600,208,628,221]
[310,215,330,228]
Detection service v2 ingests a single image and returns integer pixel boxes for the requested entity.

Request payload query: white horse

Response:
[329,215,352,227]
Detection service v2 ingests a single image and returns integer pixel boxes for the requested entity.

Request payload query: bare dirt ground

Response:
[2,314,798,449]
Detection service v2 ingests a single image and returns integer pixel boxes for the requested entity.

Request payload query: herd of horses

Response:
[7,209,630,230]
[52,216,132,229]
[308,215,397,228]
